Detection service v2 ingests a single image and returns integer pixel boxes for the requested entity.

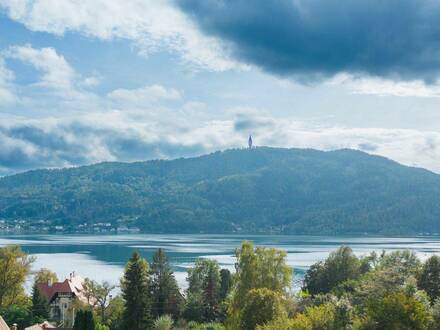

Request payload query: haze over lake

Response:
[1,234,440,290]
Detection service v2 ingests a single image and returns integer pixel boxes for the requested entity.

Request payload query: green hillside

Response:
[1,147,440,235]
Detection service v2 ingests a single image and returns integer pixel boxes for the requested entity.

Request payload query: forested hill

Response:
[1,147,440,235]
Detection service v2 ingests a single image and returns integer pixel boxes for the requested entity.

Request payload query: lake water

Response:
[1,234,440,292]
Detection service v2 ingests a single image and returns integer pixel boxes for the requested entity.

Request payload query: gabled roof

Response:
[37,274,85,303]
[0,316,9,330]
[25,321,57,330]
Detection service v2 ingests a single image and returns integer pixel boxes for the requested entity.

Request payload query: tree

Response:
[31,281,49,323]
[228,241,292,326]
[258,304,336,330]
[0,245,34,308]
[219,269,232,301]
[150,249,182,319]
[120,251,152,330]
[95,324,109,330]
[432,298,440,330]
[82,278,116,323]
[418,255,440,302]
[73,309,95,330]
[303,246,362,295]
[0,304,33,330]
[365,291,431,330]
[377,250,421,277]
[34,268,58,285]
[105,295,124,330]
[153,314,174,330]
[239,288,286,330]
[185,258,221,322]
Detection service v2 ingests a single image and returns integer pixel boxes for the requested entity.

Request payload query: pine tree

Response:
[73,309,95,330]
[31,281,50,323]
[220,269,232,301]
[150,249,182,319]
[121,251,152,330]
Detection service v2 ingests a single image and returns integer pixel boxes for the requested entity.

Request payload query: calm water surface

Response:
[1,234,440,290]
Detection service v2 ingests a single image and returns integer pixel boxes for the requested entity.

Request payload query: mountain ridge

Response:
[1,147,440,235]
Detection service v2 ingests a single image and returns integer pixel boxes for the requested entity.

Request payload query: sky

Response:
[1,0,440,176]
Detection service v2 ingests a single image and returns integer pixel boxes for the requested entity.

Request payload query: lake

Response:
[1,234,440,291]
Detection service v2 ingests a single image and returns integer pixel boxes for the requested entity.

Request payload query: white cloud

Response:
[2,44,103,112]
[0,0,237,71]
[2,108,440,176]
[82,76,100,87]
[331,73,440,97]
[5,44,75,90]
[0,58,16,105]
[108,84,181,105]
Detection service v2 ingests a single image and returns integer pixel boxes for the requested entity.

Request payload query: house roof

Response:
[25,321,57,330]
[37,274,86,303]
[0,316,9,330]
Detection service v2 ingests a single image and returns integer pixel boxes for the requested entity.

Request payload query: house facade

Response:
[37,273,87,327]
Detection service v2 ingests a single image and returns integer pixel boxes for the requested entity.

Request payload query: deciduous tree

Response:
[418,255,440,302]
[0,245,34,308]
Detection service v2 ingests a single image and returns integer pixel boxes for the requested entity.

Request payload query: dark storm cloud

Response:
[177,0,440,81]
[234,116,275,132]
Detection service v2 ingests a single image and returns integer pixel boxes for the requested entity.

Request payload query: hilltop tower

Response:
[248,135,253,149]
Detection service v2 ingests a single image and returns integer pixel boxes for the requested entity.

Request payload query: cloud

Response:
[0,58,16,105]
[330,73,440,98]
[0,0,237,71]
[5,45,75,90]
[2,110,440,176]
[2,44,101,111]
[108,84,181,105]
[177,0,440,81]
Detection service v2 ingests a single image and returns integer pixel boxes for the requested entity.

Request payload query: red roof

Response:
[37,280,72,302]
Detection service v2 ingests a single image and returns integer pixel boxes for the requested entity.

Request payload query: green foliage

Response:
[34,268,58,284]
[73,309,96,330]
[0,304,33,329]
[95,324,109,330]
[121,251,152,330]
[303,246,364,295]
[185,258,221,322]
[187,321,225,330]
[228,241,292,328]
[377,250,421,277]
[432,298,440,330]
[258,303,336,330]
[0,245,34,308]
[105,295,124,330]
[31,281,49,323]
[418,255,440,302]
[364,291,431,330]
[239,288,287,330]
[153,314,174,330]
[219,269,232,301]
[2,148,440,235]
[82,278,116,323]
[150,248,183,319]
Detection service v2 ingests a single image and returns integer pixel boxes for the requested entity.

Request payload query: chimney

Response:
[11,323,17,330]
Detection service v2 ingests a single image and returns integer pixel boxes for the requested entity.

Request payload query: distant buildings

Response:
[36,273,87,327]
[248,135,253,149]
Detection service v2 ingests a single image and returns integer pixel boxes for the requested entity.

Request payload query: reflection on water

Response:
[1,234,440,290]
